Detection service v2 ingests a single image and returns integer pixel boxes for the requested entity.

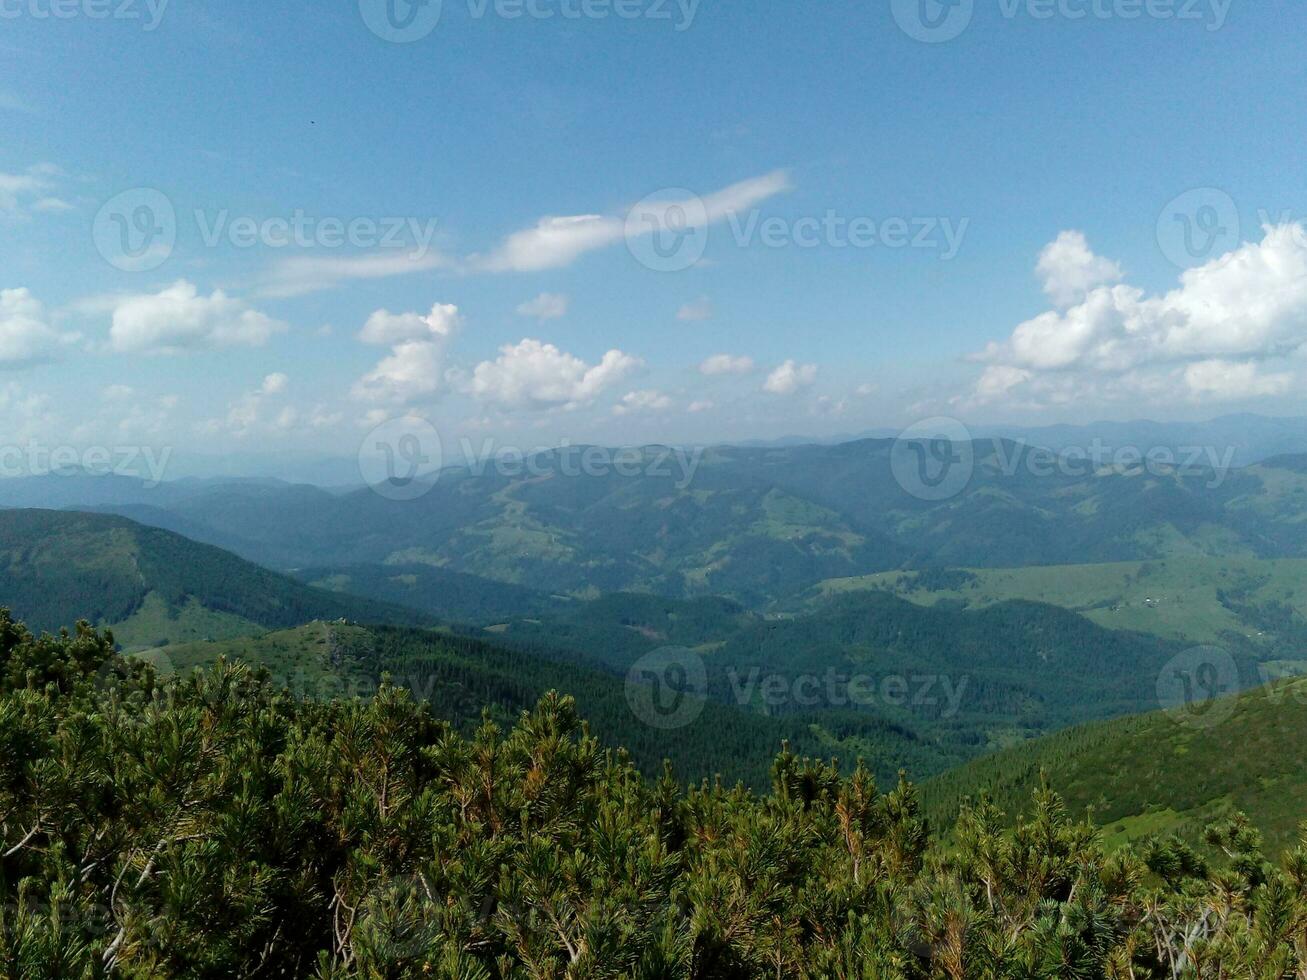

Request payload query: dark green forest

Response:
[5,611,1307,978]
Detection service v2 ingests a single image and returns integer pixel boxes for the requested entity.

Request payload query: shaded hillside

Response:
[0,509,423,649]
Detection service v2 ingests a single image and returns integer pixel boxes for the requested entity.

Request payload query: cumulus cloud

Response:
[352,304,460,405]
[109,281,285,354]
[763,360,818,395]
[473,171,791,273]
[699,353,755,376]
[613,389,673,415]
[0,288,75,366]
[1036,230,1123,307]
[971,224,1307,407]
[464,339,641,412]
[687,399,715,413]
[358,303,461,345]
[516,292,570,320]
[353,340,449,405]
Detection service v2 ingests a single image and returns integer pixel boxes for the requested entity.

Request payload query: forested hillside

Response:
[3,613,1306,978]
[924,674,1307,855]
[155,620,961,790]
[477,590,1243,750]
[0,510,421,649]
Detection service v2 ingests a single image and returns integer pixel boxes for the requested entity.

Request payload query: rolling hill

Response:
[0,509,423,650]
[922,675,1307,854]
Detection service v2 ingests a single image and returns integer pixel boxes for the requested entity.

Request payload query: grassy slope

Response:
[812,556,1307,647]
[922,677,1307,854]
[0,509,424,650]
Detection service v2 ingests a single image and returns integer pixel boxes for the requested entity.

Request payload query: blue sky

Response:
[3,0,1307,468]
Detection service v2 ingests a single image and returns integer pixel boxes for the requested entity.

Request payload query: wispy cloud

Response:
[258,252,452,298]
[471,170,792,273]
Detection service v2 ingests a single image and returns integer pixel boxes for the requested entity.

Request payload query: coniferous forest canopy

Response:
[7,612,1307,979]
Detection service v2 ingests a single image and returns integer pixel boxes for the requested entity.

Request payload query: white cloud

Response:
[763,360,818,395]
[473,170,791,272]
[260,252,450,298]
[1183,360,1293,400]
[516,292,570,320]
[194,392,341,439]
[613,389,673,415]
[0,164,62,215]
[0,288,74,366]
[0,382,57,443]
[32,197,74,213]
[687,399,715,413]
[699,353,755,376]
[352,339,449,405]
[109,281,285,354]
[358,303,461,345]
[464,339,641,412]
[1036,230,1123,307]
[261,372,289,395]
[677,297,714,322]
[971,224,1307,408]
[352,304,460,405]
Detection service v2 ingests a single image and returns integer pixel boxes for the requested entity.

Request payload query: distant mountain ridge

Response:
[5,416,1307,608]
